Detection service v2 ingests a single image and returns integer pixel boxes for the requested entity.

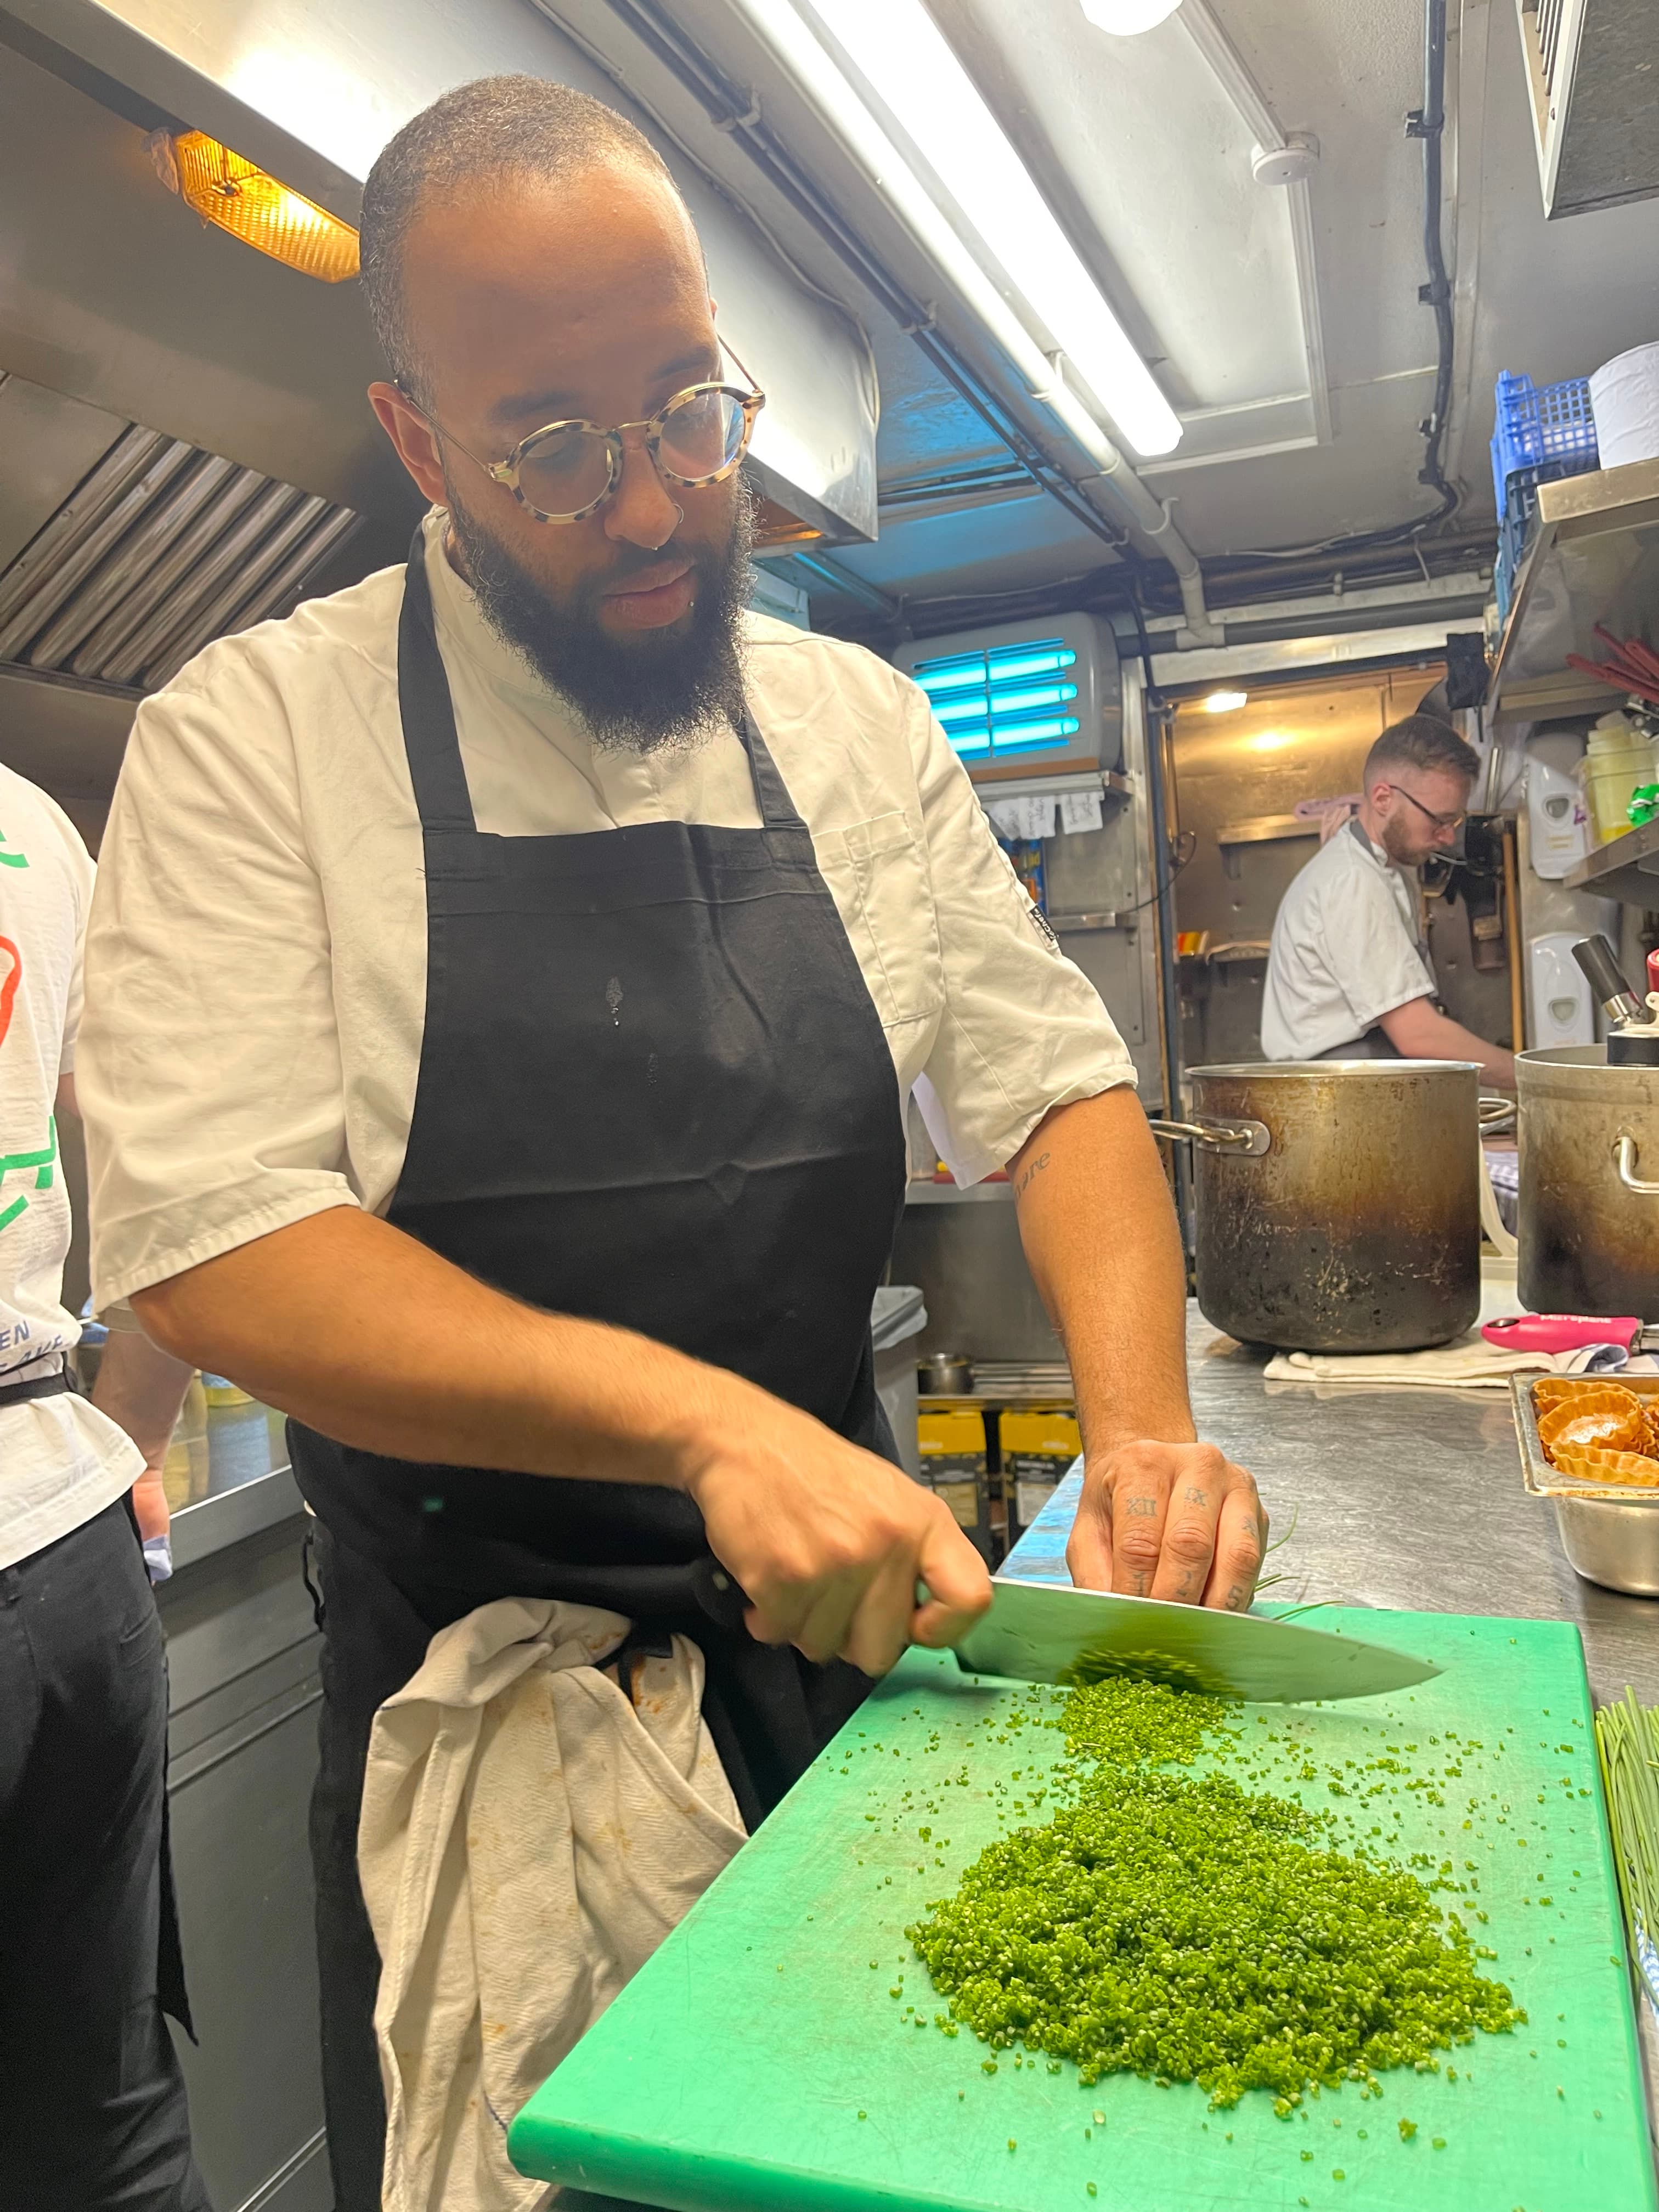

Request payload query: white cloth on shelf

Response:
[357,1596,744,2212]
[1059,789,1105,836]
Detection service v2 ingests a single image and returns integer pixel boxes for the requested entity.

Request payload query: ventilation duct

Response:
[1514,0,1659,217]
[0,419,360,693]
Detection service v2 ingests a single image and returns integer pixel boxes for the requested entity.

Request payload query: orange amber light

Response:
[154,129,359,284]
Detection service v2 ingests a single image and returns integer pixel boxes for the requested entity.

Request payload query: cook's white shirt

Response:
[1260,819,1436,1059]
[0,765,143,1569]
[81,509,1133,1310]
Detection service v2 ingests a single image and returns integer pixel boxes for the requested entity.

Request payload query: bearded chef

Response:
[80,74,1267,2211]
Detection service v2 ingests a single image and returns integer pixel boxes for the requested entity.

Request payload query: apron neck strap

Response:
[397,524,477,833]
[734,707,807,833]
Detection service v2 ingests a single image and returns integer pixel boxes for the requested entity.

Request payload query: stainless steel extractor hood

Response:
[0,0,878,542]
[0,380,360,692]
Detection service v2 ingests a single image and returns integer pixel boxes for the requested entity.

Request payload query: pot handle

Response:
[1148,1115,1272,1157]
[1613,1132,1659,1196]
[1478,1093,1516,1134]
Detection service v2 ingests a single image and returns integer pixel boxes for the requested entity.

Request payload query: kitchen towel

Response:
[1263,1335,1643,1391]
[358,1598,745,2212]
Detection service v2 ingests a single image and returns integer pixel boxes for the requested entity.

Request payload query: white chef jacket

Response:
[81,509,1133,1309]
[0,765,143,1570]
[1260,817,1436,1060]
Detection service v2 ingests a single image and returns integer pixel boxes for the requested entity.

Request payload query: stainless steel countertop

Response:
[1006,1307,1656,1704]
[1180,1309,1658,1707]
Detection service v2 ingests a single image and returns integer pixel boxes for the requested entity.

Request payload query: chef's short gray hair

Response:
[359,75,680,405]
[1363,714,1481,790]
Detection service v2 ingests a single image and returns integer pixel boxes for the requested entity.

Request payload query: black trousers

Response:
[307,1517,867,2212]
[0,1500,210,2211]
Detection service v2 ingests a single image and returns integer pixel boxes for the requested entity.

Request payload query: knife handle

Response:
[1482,1313,1640,1352]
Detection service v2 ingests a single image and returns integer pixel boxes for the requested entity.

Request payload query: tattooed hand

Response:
[1064,1441,1267,1610]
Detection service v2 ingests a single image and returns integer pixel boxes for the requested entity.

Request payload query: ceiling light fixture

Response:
[1080,0,1184,33]
[147,129,360,283]
[792,0,1182,458]
[1201,689,1249,713]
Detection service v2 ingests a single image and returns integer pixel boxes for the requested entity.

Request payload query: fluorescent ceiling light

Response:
[800,0,1182,458]
[1081,0,1184,32]
[1202,689,1249,713]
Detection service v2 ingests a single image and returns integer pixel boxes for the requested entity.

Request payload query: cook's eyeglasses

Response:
[1389,782,1467,835]
[403,345,766,524]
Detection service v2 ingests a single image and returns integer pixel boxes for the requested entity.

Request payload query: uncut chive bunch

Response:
[908,1677,1524,2111]
[1595,1688,1659,1961]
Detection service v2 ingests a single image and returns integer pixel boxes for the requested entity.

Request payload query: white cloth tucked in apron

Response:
[358,1598,746,2212]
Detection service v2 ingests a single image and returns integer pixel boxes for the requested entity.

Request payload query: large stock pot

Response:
[1517,1046,1659,1321]
[1152,1060,1483,1353]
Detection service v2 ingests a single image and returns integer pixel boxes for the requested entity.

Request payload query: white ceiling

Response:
[815,0,1659,610]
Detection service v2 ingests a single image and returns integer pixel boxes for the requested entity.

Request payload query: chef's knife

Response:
[953,1577,1440,1703]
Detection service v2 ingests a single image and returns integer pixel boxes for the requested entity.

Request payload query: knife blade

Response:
[953,1577,1440,1703]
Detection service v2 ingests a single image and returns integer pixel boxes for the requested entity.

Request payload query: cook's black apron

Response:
[290,532,908,2209]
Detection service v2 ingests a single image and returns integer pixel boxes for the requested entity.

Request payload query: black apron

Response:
[290,529,908,1820]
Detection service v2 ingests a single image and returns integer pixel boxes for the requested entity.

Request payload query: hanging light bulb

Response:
[1080,0,1184,32]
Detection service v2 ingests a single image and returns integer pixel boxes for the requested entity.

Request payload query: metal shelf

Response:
[1489,455,1659,724]
[1564,814,1659,907]
[967,766,1132,803]
[1216,812,1322,846]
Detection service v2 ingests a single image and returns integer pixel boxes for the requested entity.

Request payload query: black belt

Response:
[0,1364,68,1408]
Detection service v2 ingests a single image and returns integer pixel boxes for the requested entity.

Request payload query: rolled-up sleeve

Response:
[902,680,1135,1183]
[80,656,358,1310]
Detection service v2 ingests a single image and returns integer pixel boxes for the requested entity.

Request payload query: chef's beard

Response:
[444,481,754,754]
[1378,814,1435,871]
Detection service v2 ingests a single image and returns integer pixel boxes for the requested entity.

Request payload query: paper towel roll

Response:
[1589,342,1659,471]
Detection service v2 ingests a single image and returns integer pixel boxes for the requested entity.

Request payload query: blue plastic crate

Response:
[1494,478,1539,631]
[1491,370,1598,512]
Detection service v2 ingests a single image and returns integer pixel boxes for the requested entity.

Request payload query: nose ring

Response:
[650,504,685,553]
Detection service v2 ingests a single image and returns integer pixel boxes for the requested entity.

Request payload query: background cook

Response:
[1261,714,1517,1083]
[78,75,1267,2210]
[0,759,205,2212]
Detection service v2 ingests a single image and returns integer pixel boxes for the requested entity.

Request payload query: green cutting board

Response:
[510,1611,1656,2212]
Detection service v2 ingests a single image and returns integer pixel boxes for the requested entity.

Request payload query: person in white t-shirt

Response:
[0,763,208,2211]
[1260,715,1516,1085]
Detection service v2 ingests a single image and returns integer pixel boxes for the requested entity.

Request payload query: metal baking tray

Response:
[1509,1372,1659,1499]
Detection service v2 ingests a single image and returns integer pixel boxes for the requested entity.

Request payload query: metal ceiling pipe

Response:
[717,0,1219,643]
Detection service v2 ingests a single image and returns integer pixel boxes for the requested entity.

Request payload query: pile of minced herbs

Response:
[906,1677,1525,2112]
